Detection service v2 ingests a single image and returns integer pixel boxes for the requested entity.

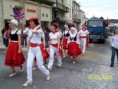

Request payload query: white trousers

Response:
[80,38,86,54]
[48,46,62,70]
[27,47,49,81]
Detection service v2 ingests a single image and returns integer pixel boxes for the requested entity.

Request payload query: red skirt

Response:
[62,37,68,50]
[68,42,82,57]
[5,42,25,67]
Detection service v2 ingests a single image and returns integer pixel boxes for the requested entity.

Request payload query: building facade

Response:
[80,9,86,27]
[72,0,81,28]
[64,0,73,23]
[52,0,69,29]
[0,0,86,31]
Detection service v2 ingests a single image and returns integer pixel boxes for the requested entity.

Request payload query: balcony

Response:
[53,2,69,12]
[29,0,56,5]
[40,0,56,5]
[73,18,81,23]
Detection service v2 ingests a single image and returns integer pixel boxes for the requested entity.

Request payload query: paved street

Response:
[0,39,118,89]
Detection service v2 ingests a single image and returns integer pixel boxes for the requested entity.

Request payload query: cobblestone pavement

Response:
[0,39,118,89]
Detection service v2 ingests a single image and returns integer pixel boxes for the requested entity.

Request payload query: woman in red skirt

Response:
[62,25,69,57]
[5,19,25,77]
[67,27,82,64]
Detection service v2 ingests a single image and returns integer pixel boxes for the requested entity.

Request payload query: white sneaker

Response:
[23,80,33,87]
[47,67,52,71]
[20,69,24,72]
[57,64,62,68]
[9,73,16,77]
[72,61,76,64]
[63,55,66,58]
[32,67,38,70]
[46,73,50,81]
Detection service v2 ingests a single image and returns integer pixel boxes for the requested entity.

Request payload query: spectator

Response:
[110,26,118,67]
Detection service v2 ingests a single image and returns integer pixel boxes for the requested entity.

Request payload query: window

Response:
[46,14,48,17]
[88,21,103,27]
[42,13,44,17]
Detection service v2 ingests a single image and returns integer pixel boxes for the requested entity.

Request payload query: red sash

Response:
[51,43,58,48]
[30,42,49,60]
[51,43,63,57]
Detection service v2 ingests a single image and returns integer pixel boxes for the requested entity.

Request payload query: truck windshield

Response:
[88,21,103,27]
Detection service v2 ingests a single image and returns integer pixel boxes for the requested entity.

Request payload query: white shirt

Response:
[49,32,59,44]
[110,35,118,49]
[28,29,44,44]
[11,29,21,35]
[23,27,30,35]
[63,30,69,36]
[57,31,62,38]
[78,29,89,37]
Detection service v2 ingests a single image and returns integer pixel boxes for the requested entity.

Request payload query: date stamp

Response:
[88,74,112,80]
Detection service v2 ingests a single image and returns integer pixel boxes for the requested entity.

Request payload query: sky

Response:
[76,0,118,19]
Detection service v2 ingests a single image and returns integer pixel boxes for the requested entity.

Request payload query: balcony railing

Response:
[73,18,81,23]
[29,0,56,5]
[55,2,69,12]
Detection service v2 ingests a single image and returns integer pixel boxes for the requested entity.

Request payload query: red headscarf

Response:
[51,23,59,33]
[70,23,75,28]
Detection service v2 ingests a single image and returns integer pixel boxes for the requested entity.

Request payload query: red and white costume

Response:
[62,29,69,50]
[68,27,82,57]
[48,31,62,70]
[5,29,25,67]
[78,28,89,54]
[26,28,49,81]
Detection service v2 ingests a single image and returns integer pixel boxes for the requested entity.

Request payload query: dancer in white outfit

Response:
[78,24,89,55]
[48,23,62,71]
[23,17,50,87]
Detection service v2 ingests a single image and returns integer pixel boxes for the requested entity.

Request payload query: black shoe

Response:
[110,64,114,67]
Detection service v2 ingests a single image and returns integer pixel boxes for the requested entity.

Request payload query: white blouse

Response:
[63,30,69,36]
[28,29,44,44]
[49,32,59,44]
[11,29,21,35]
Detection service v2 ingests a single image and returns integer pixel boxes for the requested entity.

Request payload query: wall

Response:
[41,4,52,22]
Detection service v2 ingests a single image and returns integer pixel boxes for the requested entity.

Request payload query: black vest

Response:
[10,30,19,41]
[63,30,69,37]
[70,34,77,41]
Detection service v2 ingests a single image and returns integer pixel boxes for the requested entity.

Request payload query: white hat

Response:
[10,19,18,26]
[64,24,68,28]
[70,27,77,33]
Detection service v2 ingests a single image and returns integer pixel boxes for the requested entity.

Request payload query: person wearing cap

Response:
[67,27,82,64]
[70,23,75,28]
[47,23,62,71]
[23,17,50,87]
[78,23,89,55]
[62,25,70,57]
[5,19,25,77]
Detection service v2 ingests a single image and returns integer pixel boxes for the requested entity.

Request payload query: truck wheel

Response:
[99,39,105,44]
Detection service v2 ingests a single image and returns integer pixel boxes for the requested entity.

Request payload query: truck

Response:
[87,18,108,43]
